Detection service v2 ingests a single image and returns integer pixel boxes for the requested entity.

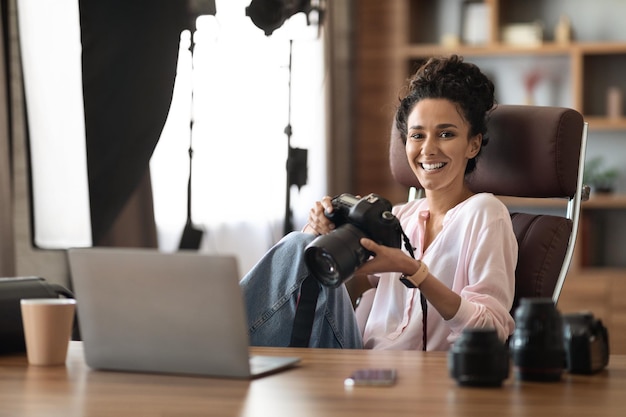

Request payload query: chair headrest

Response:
[389,105,585,198]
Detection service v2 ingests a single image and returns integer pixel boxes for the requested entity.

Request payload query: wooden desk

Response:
[1,342,625,416]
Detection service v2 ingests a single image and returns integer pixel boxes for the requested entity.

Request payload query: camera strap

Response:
[401,231,428,351]
[289,274,320,347]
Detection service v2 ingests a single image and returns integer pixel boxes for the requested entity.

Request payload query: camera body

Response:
[563,312,610,374]
[304,193,402,288]
[325,193,401,248]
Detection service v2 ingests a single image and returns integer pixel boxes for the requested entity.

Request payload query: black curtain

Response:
[79,0,191,245]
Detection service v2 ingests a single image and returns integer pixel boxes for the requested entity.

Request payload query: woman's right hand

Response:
[303,196,335,235]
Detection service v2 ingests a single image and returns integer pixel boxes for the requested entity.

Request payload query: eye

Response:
[409,132,424,140]
[440,130,455,138]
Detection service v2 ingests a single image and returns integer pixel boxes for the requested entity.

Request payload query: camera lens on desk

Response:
[448,327,510,387]
[510,298,565,382]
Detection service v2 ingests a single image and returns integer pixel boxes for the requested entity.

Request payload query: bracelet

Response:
[399,260,429,288]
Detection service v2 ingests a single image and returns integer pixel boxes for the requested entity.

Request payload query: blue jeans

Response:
[240,232,363,349]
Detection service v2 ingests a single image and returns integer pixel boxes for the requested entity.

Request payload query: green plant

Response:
[583,156,619,192]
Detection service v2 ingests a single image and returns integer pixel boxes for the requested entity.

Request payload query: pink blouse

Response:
[362,193,517,351]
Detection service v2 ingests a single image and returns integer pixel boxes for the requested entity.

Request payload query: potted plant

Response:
[583,156,619,194]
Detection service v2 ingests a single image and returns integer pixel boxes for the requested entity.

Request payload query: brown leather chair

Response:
[356,104,589,330]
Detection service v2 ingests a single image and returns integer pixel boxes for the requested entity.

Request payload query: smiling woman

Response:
[239,55,517,352]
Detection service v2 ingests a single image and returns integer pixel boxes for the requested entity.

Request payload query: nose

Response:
[421,135,437,156]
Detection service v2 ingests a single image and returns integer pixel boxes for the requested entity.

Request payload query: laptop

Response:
[67,247,300,379]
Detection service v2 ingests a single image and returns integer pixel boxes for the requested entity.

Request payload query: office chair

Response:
[355,104,589,331]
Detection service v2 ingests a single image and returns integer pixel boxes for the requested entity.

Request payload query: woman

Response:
[241,55,517,350]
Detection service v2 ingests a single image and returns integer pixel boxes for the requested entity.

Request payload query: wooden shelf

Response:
[402,42,571,58]
[402,41,626,130]
[583,116,626,131]
[569,267,626,278]
[583,193,626,208]
[498,194,626,209]
[402,41,626,59]
[576,42,626,54]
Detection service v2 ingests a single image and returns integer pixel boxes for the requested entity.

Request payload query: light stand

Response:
[178,29,204,249]
[245,0,325,235]
[283,39,308,235]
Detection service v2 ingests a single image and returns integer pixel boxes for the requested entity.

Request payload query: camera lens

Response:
[304,224,369,287]
[510,298,565,382]
[448,328,509,387]
[306,250,341,285]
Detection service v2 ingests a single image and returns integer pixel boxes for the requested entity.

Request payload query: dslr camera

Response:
[562,312,610,374]
[304,193,402,288]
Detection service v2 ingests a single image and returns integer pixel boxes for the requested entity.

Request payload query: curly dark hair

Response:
[395,55,495,174]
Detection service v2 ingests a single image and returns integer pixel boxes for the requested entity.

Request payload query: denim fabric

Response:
[240,231,363,349]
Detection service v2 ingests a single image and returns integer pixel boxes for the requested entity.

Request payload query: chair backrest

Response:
[389,104,588,315]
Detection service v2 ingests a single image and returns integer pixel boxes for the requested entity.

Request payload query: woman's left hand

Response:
[355,238,418,276]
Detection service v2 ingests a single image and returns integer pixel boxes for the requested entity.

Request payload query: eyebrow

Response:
[409,123,459,130]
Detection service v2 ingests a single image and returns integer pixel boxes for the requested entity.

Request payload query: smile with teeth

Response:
[421,162,446,171]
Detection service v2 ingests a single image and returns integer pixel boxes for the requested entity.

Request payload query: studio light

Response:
[245,0,323,36]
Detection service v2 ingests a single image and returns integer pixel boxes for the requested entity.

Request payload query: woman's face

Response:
[405,98,481,194]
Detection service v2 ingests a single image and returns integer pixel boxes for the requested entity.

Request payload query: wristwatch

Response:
[399,260,429,288]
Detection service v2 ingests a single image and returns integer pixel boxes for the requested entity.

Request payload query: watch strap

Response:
[399,261,429,288]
